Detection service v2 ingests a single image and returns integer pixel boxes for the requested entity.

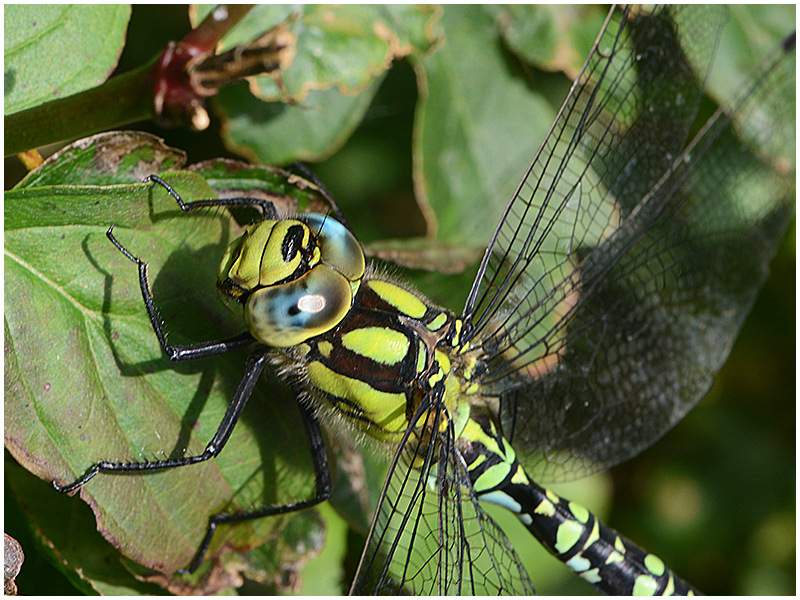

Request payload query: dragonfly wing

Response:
[463,5,727,340]
[462,6,795,481]
[350,399,533,595]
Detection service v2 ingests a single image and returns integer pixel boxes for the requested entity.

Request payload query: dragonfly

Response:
[34,4,794,595]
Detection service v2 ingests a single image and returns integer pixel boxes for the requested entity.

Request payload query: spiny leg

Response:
[54,348,269,493]
[144,173,279,217]
[106,225,256,360]
[53,220,262,494]
[55,347,332,573]
[183,393,332,574]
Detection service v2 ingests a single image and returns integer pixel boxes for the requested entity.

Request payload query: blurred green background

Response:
[5,4,794,595]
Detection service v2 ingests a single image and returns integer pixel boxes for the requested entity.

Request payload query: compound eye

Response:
[245,264,353,347]
[218,219,318,301]
[301,214,365,282]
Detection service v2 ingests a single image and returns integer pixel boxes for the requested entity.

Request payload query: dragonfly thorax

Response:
[290,272,477,446]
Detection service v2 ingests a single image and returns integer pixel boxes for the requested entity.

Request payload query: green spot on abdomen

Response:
[643,553,665,576]
[555,519,584,554]
[568,501,590,523]
[632,574,658,596]
[472,462,511,493]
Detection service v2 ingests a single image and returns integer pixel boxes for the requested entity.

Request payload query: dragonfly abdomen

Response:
[462,413,700,595]
[512,483,699,595]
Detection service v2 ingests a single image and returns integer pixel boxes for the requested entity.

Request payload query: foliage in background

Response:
[4,4,795,596]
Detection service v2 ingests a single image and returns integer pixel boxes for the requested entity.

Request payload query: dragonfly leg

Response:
[182,390,332,574]
[144,173,279,217]
[54,350,270,493]
[106,225,256,361]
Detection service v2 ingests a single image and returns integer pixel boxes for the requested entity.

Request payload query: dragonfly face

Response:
[5,4,794,596]
[218,215,365,347]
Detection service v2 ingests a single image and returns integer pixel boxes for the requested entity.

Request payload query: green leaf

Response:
[4,132,329,593]
[195,5,441,101]
[413,5,559,243]
[366,236,484,274]
[217,79,384,164]
[4,5,131,115]
[14,130,186,190]
[491,5,608,77]
[191,5,441,163]
[5,455,165,595]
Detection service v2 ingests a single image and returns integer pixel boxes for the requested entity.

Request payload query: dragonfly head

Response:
[217,214,365,347]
